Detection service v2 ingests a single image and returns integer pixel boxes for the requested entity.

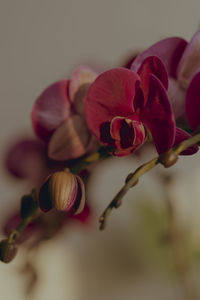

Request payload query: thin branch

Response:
[6,147,110,246]
[99,132,200,230]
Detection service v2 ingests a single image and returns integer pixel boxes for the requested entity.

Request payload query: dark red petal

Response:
[139,74,175,154]
[5,138,48,185]
[137,56,168,104]
[84,68,140,141]
[131,37,187,78]
[69,204,91,224]
[177,30,200,87]
[111,117,134,147]
[173,128,198,155]
[185,71,200,131]
[31,80,71,143]
[109,116,147,156]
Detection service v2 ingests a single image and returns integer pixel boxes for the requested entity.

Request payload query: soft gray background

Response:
[1,1,200,299]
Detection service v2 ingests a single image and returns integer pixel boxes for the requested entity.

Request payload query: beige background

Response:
[1,1,200,299]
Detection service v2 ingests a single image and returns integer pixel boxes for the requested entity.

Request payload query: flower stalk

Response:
[99,131,200,230]
[2,146,110,259]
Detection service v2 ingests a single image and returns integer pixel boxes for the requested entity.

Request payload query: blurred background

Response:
[1,0,200,299]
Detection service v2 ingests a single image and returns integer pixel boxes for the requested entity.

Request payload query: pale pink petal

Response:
[173,127,198,155]
[131,37,187,78]
[84,68,140,141]
[185,71,200,130]
[31,80,71,143]
[48,115,90,161]
[177,30,200,88]
[69,66,98,102]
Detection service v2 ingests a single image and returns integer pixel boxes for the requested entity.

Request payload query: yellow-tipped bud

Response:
[39,169,85,215]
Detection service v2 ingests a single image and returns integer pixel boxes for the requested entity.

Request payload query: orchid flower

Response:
[131,30,200,132]
[31,66,98,161]
[84,56,176,156]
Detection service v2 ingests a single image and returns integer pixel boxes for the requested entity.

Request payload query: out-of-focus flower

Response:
[31,66,98,161]
[131,30,200,132]
[39,169,85,215]
[5,138,50,186]
[84,56,175,156]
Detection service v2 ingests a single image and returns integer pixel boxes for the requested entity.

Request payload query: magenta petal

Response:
[31,80,71,143]
[137,56,168,103]
[131,37,187,78]
[69,66,97,102]
[70,204,90,224]
[177,30,200,87]
[48,115,90,161]
[5,138,48,185]
[173,128,198,155]
[84,68,140,141]
[185,71,200,130]
[140,74,175,154]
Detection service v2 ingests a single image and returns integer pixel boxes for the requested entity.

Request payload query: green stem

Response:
[99,131,200,230]
[6,147,110,245]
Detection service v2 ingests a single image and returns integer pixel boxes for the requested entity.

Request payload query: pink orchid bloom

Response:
[84,56,176,156]
[31,66,98,161]
[131,30,200,131]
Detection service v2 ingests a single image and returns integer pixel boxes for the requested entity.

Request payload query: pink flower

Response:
[131,30,200,131]
[31,66,98,161]
[5,137,50,186]
[84,56,176,156]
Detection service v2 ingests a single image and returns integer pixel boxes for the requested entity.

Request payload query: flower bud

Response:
[159,150,178,168]
[39,169,85,215]
[0,239,18,263]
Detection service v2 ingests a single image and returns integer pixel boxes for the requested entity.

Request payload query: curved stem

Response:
[99,132,200,230]
[6,147,110,245]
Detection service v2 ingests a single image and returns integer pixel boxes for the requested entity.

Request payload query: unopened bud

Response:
[0,239,18,263]
[159,150,178,168]
[39,169,85,215]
